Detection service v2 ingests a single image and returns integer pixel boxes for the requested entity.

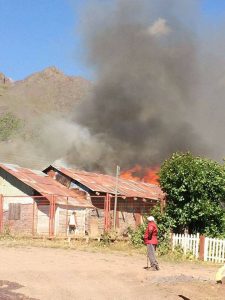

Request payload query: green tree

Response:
[0,112,22,141]
[159,152,225,237]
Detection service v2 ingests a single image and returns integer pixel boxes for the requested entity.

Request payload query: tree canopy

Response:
[159,152,225,237]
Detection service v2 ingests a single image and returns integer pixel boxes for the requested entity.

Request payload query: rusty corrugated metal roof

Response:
[0,163,92,207]
[47,165,164,201]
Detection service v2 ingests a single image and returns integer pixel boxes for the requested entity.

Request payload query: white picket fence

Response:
[172,233,199,258]
[172,233,225,263]
[204,237,225,263]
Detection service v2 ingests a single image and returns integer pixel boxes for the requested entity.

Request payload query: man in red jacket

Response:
[144,216,159,271]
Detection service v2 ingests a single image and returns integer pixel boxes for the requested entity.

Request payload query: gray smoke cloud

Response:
[66,0,220,171]
[4,0,225,173]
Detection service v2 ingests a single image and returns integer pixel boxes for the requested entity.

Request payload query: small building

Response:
[44,165,165,235]
[0,163,92,236]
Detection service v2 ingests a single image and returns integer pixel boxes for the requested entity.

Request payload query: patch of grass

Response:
[0,235,147,256]
[159,245,202,264]
[0,112,23,141]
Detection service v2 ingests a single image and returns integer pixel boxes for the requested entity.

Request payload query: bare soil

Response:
[0,246,224,300]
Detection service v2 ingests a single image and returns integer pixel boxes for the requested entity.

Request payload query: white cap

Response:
[147,216,154,222]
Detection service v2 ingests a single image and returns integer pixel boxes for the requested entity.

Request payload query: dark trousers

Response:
[147,244,159,269]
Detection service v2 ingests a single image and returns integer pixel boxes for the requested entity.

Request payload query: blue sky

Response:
[0,0,225,80]
[0,0,89,80]
[202,0,225,17]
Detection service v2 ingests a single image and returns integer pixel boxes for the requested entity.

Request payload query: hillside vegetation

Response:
[0,67,91,168]
[0,67,91,118]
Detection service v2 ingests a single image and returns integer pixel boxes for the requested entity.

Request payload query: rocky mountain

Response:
[0,67,91,169]
[0,67,91,119]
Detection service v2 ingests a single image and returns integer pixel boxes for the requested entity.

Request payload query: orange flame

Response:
[121,165,160,185]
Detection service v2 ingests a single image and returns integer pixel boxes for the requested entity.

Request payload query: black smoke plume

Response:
[67,0,218,171]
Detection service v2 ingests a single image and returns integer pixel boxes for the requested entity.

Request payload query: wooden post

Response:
[49,195,56,238]
[52,196,56,236]
[0,194,3,234]
[113,166,120,231]
[104,195,108,232]
[32,199,37,236]
[66,197,69,236]
[103,194,112,231]
[199,235,205,261]
[108,194,111,230]
[134,211,141,227]
[116,210,119,228]
[49,198,51,237]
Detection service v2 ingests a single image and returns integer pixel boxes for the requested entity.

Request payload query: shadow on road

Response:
[0,280,38,300]
[178,295,191,300]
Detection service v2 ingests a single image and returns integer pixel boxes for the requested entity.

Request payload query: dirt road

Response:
[0,246,224,300]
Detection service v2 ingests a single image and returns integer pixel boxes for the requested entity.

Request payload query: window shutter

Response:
[8,203,21,220]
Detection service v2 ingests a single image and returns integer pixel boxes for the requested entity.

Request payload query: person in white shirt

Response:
[69,211,78,234]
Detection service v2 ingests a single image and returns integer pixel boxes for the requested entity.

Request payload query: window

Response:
[8,203,21,220]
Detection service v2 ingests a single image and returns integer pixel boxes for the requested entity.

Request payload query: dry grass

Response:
[0,235,147,256]
[0,235,218,268]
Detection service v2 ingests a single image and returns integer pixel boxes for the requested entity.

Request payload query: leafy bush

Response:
[160,152,225,237]
[171,245,184,260]
[100,230,119,246]
[150,204,175,244]
[100,232,111,246]
[0,224,11,238]
[129,223,146,247]
[0,112,22,141]
[157,241,171,256]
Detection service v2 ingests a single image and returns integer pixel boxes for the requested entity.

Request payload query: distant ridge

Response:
[0,66,91,118]
[0,66,92,168]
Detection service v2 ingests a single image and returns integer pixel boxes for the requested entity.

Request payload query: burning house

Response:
[44,165,165,235]
[0,163,92,236]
